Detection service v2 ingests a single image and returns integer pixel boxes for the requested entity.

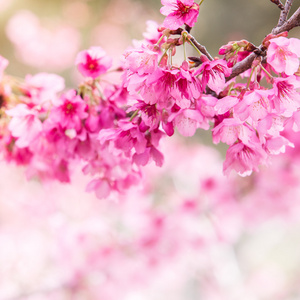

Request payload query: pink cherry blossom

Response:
[6,104,42,148]
[197,94,218,119]
[133,145,164,167]
[160,0,200,30]
[214,95,239,115]
[219,40,254,68]
[143,20,163,45]
[0,131,33,164]
[86,178,111,199]
[271,76,300,116]
[237,89,273,122]
[129,101,162,132]
[212,118,255,145]
[98,118,165,172]
[76,46,112,78]
[256,114,286,140]
[195,59,231,94]
[49,89,88,132]
[24,73,65,106]
[267,36,300,75]
[223,142,268,176]
[142,64,200,110]
[123,44,159,75]
[265,135,293,155]
[98,120,147,155]
[169,108,204,136]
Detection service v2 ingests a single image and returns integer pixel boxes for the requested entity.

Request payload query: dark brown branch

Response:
[270,0,285,10]
[185,24,192,33]
[277,0,294,26]
[169,28,184,35]
[226,51,258,82]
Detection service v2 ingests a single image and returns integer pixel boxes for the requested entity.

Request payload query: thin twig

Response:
[227,4,300,81]
[169,28,214,61]
[273,5,300,34]
[277,0,295,27]
[270,0,285,10]
[187,34,214,61]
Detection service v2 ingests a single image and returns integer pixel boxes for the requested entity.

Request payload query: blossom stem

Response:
[129,109,139,121]
[188,39,202,56]
[158,46,171,66]
[254,66,259,85]
[227,82,236,95]
[247,67,256,89]
[259,63,273,81]
[169,48,173,65]
[182,34,187,61]
[95,81,106,101]
[155,33,166,47]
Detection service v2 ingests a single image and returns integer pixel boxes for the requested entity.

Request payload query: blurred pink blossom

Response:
[6,10,81,71]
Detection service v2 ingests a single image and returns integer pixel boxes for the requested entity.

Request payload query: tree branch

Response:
[273,5,300,34]
[226,51,258,82]
[277,0,294,26]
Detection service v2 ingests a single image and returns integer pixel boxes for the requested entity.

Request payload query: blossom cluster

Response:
[216,34,300,176]
[0,0,299,198]
[122,20,300,178]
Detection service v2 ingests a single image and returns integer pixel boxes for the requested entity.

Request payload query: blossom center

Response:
[63,102,76,115]
[277,48,286,61]
[177,2,191,15]
[89,63,96,70]
[86,56,99,71]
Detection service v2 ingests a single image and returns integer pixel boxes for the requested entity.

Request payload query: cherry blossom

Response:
[267,36,300,75]
[6,104,42,148]
[271,76,300,116]
[195,58,231,94]
[49,89,88,132]
[160,0,200,30]
[76,46,112,78]
[223,142,268,176]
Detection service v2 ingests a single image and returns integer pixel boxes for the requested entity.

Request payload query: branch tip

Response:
[270,0,285,10]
